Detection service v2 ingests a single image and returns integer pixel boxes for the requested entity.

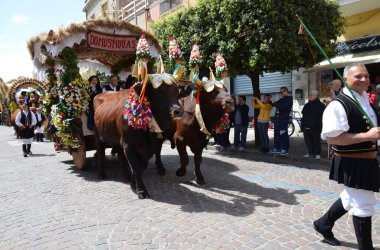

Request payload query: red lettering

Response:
[87,31,138,52]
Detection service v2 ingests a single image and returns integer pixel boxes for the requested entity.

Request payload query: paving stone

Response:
[0,126,379,249]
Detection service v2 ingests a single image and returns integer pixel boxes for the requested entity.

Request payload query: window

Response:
[159,0,183,14]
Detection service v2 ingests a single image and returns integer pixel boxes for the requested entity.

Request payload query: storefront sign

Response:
[87,30,138,52]
[337,34,380,55]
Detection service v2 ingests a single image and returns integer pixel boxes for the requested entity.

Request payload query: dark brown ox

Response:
[155,84,234,184]
[93,82,183,199]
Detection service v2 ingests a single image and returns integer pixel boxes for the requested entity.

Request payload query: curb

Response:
[206,144,331,166]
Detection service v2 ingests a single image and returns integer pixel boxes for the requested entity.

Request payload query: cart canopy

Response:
[28,19,162,80]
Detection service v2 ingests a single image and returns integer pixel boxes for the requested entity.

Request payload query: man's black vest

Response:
[103,84,120,92]
[20,111,32,127]
[332,93,378,153]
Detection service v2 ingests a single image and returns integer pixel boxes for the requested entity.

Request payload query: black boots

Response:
[26,144,32,155]
[36,133,44,142]
[353,216,374,250]
[22,144,27,157]
[313,198,347,246]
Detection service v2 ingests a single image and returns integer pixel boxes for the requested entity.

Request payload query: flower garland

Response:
[43,75,59,115]
[123,85,152,131]
[57,79,89,118]
[215,113,230,134]
[51,79,91,148]
[50,105,80,148]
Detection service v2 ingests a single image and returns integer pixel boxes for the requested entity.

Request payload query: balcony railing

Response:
[119,0,149,21]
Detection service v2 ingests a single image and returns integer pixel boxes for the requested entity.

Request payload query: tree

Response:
[152,0,344,145]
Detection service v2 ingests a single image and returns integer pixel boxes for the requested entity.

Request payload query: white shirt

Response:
[321,87,377,140]
[102,85,118,93]
[15,110,37,127]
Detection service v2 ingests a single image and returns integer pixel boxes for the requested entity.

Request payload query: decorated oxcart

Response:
[28,19,163,170]
[3,77,46,136]
[0,78,10,125]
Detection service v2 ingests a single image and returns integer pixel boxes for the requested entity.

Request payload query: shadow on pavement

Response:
[63,153,309,217]
[210,147,331,172]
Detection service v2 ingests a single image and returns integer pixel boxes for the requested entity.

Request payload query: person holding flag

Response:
[298,17,379,249]
[313,64,380,249]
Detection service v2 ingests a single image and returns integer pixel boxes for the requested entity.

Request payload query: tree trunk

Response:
[247,71,261,147]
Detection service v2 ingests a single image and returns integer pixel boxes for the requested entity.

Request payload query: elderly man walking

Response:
[301,90,325,159]
[313,64,380,249]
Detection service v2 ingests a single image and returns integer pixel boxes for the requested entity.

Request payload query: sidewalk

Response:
[210,127,331,165]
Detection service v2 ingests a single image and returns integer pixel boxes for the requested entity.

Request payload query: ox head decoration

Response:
[199,80,234,114]
[136,74,184,132]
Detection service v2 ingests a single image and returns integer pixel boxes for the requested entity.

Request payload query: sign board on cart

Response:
[86,30,138,53]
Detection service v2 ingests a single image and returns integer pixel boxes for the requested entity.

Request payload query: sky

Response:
[0,0,86,82]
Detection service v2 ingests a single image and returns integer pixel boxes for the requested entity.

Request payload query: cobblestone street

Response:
[0,125,379,249]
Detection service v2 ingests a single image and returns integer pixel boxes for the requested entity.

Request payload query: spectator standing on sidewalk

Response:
[301,90,325,159]
[313,64,380,249]
[330,79,343,100]
[214,113,231,150]
[233,95,249,151]
[271,87,293,155]
[252,95,273,153]
[367,85,377,107]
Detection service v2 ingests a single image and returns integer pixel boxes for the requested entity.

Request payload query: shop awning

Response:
[305,50,380,72]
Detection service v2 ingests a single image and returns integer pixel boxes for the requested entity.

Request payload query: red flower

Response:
[60,112,65,117]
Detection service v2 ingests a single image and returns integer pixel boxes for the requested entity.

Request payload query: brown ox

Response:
[93,82,183,199]
[155,84,234,184]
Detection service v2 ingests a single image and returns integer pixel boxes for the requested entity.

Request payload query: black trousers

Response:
[303,128,321,155]
[214,132,229,147]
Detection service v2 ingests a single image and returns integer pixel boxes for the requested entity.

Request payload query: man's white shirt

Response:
[321,87,378,140]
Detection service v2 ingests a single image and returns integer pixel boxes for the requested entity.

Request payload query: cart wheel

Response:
[72,144,86,170]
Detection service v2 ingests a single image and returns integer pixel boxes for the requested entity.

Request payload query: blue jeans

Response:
[257,121,269,149]
[234,124,248,148]
[274,118,289,151]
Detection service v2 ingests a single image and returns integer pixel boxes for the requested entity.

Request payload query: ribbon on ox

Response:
[138,60,149,102]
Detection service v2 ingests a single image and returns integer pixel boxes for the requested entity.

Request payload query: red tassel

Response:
[196,85,201,104]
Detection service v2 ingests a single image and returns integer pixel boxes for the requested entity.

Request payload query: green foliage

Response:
[59,47,82,85]
[96,70,109,85]
[43,55,59,115]
[152,0,344,80]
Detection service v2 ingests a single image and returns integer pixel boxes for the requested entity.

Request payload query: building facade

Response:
[83,1,196,31]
